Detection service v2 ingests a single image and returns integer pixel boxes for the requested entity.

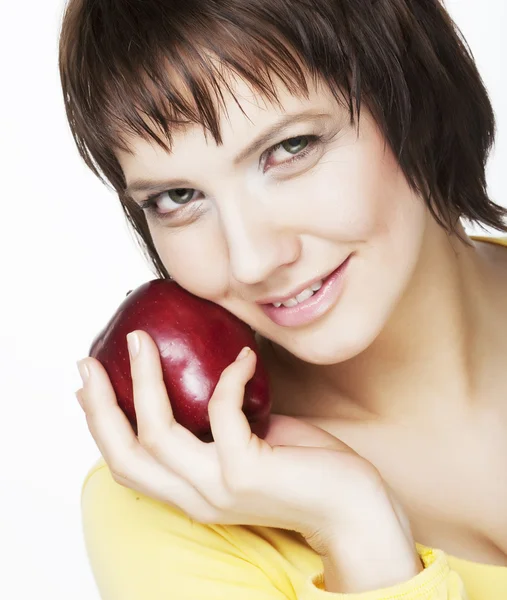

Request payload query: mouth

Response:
[256,258,349,307]
[259,255,353,328]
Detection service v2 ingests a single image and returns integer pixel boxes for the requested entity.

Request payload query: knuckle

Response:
[109,462,130,483]
[209,376,238,408]
[138,431,164,457]
[206,398,224,420]
[111,472,125,486]
[217,365,236,386]
[206,393,220,410]
[208,395,233,419]
[108,448,139,483]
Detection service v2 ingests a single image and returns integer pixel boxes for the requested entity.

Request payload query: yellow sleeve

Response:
[299,545,468,599]
[81,461,290,600]
[81,460,469,600]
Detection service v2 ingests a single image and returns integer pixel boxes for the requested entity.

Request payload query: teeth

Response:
[295,288,315,303]
[281,298,299,308]
[272,278,324,308]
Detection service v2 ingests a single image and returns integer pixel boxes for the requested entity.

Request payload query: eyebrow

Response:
[125,110,330,196]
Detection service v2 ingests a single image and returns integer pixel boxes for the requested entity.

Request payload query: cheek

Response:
[355,144,428,271]
[338,141,428,298]
[323,132,427,256]
[334,152,428,349]
[150,220,229,298]
[280,132,417,244]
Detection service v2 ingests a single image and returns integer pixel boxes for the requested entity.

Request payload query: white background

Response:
[0,1,505,598]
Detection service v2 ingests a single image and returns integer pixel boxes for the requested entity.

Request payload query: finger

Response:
[79,358,218,521]
[78,356,144,471]
[127,330,216,487]
[127,330,176,440]
[208,347,257,467]
[109,452,222,524]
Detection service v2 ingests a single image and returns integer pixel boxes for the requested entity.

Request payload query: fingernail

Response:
[236,347,251,361]
[77,360,90,384]
[127,331,140,359]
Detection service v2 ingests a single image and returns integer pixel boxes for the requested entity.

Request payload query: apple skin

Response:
[89,279,272,442]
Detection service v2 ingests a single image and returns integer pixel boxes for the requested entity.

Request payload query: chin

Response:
[226,282,395,366]
[264,307,387,366]
[291,331,377,365]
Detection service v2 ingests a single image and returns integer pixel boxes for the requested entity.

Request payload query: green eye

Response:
[280,137,309,155]
[167,188,194,204]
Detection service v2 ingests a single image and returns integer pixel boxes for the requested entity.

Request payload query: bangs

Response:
[60,0,505,257]
[65,0,356,163]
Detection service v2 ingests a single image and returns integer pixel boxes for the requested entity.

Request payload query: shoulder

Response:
[471,235,507,292]
[80,458,321,599]
[81,456,312,558]
[471,235,507,259]
[82,457,222,543]
[80,460,476,599]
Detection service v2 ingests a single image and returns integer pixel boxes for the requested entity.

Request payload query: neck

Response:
[270,224,504,423]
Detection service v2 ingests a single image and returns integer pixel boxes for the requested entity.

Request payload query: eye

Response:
[161,188,197,205]
[138,188,202,218]
[138,133,322,221]
[262,134,320,170]
[278,136,309,155]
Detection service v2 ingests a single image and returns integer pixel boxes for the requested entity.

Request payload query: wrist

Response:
[320,492,423,593]
[321,531,423,593]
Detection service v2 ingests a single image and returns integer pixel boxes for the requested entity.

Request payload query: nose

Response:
[218,194,301,286]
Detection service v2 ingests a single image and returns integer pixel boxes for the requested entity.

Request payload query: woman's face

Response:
[118,74,429,365]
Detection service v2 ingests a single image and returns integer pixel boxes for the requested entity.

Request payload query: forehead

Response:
[117,72,344,181]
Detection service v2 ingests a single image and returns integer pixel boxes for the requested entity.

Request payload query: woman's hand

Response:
[75,330,410,558]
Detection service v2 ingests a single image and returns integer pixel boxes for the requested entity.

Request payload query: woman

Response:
[60,0,507,597]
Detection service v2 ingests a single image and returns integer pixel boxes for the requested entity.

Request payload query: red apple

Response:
[89,279,271,441]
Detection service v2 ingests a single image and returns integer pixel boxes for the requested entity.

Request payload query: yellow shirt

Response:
[81,236,507,600]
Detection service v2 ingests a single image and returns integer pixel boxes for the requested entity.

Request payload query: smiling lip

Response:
[256,260,348,306]
[259,255,352,327]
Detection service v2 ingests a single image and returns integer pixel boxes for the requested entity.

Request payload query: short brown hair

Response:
[59,0,507,279]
